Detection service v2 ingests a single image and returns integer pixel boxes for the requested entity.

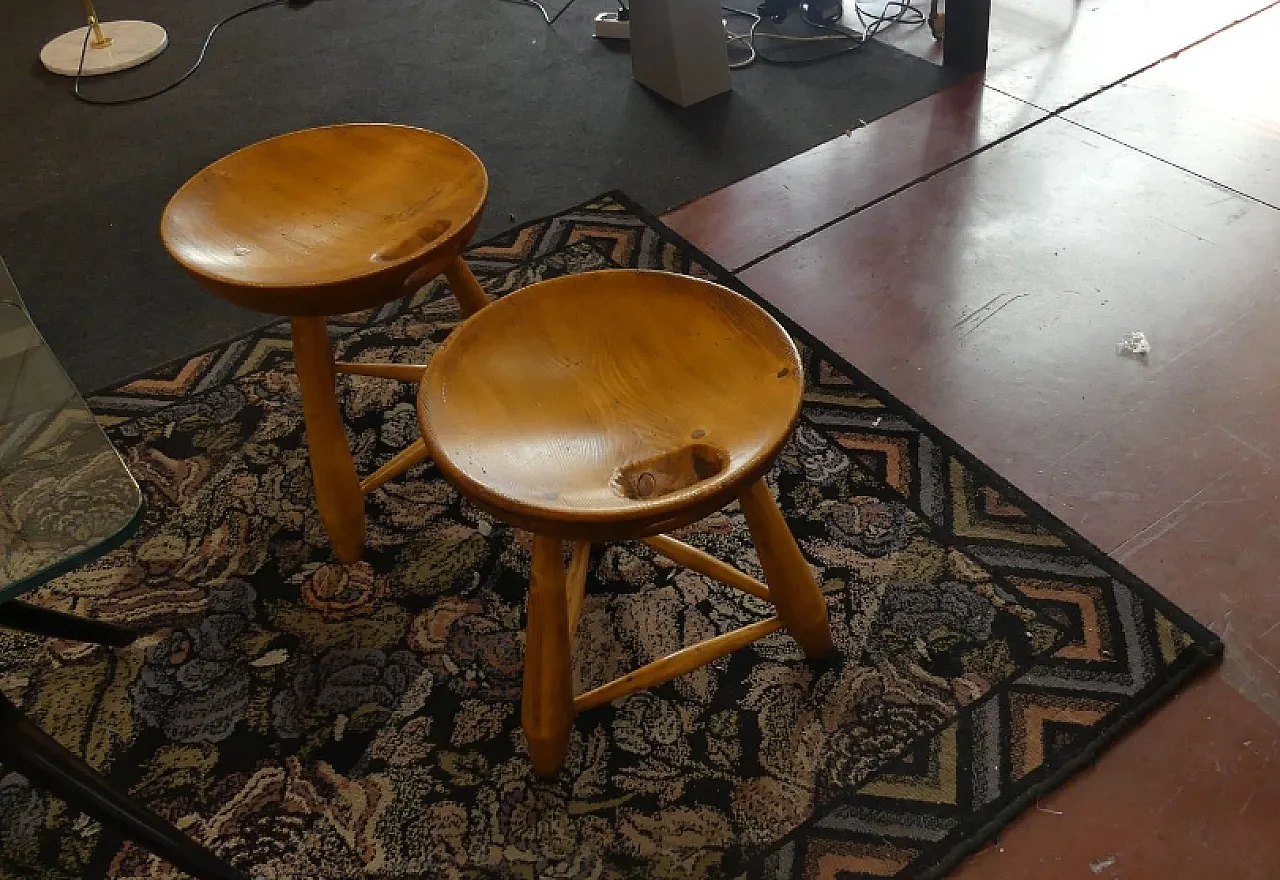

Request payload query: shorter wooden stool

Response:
[162,124,491,564]
[416,269,833,777]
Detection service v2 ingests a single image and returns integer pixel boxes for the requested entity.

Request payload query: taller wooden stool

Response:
[162,124,490,564]
[416,269,833,777]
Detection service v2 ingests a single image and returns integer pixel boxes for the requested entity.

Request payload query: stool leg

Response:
[739,478,832,659]
[443,257,491,318]
[523,535,575,777]
[290,317,365,564]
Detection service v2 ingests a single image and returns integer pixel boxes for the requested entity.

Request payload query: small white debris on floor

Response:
[1090,854,1119,874]
[477,520,493,537]
[1116,331,1151,358]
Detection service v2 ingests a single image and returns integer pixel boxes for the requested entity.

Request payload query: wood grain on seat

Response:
[161,123,488,316]
[417,269,804,541]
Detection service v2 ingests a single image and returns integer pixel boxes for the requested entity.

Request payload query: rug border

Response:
[87,320,287,400]
[918,643,1217,879]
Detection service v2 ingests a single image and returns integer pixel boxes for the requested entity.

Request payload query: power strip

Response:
[594,11,630,40]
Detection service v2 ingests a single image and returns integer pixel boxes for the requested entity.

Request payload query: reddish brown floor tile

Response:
[739,116,1280,724]
[1040,281,1280,549]
[741,116,1280,475]
[1065,4,1280,207]
[662,80,1042,270]
[1116,454,1280,723]
[950,676,1280,879]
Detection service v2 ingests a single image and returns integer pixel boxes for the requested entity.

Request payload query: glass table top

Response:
[0,261,143,602]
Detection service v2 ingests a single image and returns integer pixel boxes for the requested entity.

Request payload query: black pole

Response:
[0,695,248,880]
[943,0,992,72]
[0,600,137,646]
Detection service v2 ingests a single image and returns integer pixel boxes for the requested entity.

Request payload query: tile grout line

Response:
[1043,0,1280,207]
[731,87,1052,273]
[1057,115,1280,215]
[1038,0,1280,117]
[733,0,1280,274]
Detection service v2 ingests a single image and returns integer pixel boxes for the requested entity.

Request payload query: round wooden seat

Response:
[415,269,832,778]
[161,124,494,565]
[417,270,803,542]
[161,123,488,317]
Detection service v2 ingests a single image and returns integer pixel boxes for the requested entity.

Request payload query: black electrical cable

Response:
[724,5,859,68]
[72,0,287,106]
[547,0,579,24]
[853,0,925,34]
[724,1,923,68]
[503,0,579,25]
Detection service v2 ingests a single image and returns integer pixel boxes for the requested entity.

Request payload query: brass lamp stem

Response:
[80,0,113,48]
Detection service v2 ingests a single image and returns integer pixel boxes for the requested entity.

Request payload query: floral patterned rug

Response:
[0,194,1220,880]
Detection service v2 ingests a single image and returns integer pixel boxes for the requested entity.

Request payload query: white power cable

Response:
[502,0,552,22]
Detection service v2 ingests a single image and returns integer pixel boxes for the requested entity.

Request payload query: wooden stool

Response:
[161,124,490,564]
[416,269,833,777]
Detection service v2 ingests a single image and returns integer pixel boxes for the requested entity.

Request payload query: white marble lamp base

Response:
[40,20,168,77]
